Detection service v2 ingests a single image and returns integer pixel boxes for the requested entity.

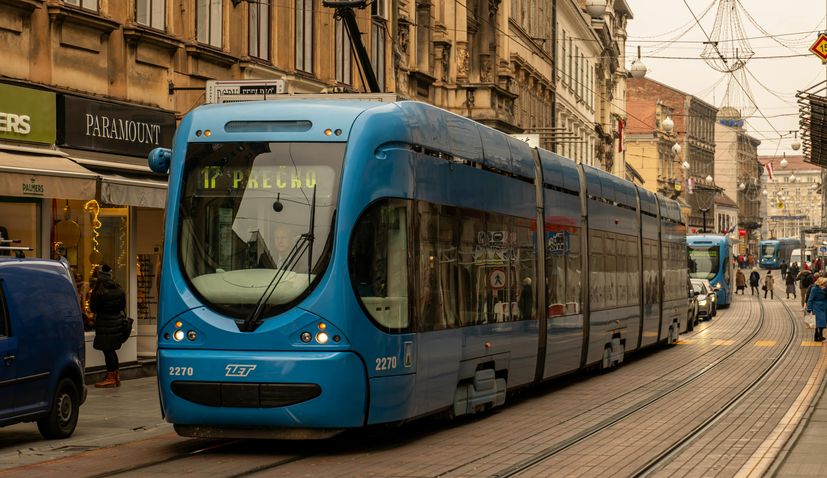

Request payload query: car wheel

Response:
[37,377,80,439]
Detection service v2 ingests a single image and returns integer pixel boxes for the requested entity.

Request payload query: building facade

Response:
[0,0,635,370]
[714,115,761,253]
[626,77,717,230]
[760,155,822,240]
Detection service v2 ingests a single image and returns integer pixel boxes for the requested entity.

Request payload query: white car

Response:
[690,279,715,320]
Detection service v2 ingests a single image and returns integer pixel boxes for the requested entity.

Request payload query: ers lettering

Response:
[0,112,31,134]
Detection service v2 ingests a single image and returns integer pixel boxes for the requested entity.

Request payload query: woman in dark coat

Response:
[90,264,126,387]
[749,269,761,296]
[807,277,827,341]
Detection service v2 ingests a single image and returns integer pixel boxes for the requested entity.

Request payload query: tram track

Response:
[488,295,784,478]
[630,293,800,477]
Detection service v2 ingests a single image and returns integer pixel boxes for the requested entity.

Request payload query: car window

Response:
[0,280,8,337]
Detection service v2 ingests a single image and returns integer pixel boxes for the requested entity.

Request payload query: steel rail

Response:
[631,294,799,477]
[489,297,769,478]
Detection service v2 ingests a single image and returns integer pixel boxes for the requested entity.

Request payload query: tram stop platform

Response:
[2,294,827,476]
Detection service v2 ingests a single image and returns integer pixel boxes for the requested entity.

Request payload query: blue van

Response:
[0,258,86,439]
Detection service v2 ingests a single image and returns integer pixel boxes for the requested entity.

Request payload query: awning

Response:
[61,148,168,208]
[0,144,97,200]
[100,173,167,208]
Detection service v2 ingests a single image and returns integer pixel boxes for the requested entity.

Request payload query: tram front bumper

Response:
[158,348,367,430]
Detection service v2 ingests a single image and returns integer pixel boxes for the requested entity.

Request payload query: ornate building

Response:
[760,155,822,241]
[626,77,718,229]
[714,113,761,253]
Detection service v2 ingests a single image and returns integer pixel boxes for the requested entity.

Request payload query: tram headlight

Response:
[173,329,185,342]
[300,332,312,343]
[187,330,197,341]
[316,332,329,344]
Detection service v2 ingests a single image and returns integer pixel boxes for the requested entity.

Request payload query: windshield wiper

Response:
[238,187,318,333]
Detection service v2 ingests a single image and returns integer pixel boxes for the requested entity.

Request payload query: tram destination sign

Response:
[206,80,286,104]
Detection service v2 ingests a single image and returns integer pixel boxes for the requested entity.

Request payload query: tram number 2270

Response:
[375,356,397,371]
[168,366,194,376]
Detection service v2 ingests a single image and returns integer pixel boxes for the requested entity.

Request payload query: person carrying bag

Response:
[90,264,127,388]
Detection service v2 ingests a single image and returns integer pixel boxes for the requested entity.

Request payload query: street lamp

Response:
[682,161,690,170]
[630,46,647,79]
[585,0,607,18]
[706,174,713,182]
[762,189,768,195]
[662,117,675,133]
[699,207,710,233]
[672,143,682,155]
[739,182,746,191]
[790,173,797,182]
[780,155,789,168]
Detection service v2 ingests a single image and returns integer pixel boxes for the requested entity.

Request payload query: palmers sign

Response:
[59,95,175,157]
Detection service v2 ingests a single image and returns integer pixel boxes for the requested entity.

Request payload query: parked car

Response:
[697,278,719,316]
[0,258,86,439]
[687,278,699,331]
[691,278,714,321]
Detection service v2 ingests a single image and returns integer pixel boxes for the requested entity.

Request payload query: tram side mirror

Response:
[148,147,172,174]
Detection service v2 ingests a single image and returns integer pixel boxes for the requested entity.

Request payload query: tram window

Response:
[458,209,483,325]
[349,199,411,331]
[514,218,535,320]
[438,206,460,328]
[605,235,617,308]
[566,228,581,312]
[545,228,566,316]
[417,202,447,331]
[627,239,639,303]
[590,232,604,310]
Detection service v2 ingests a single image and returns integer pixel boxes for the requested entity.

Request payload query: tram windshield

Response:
[178,142,343,319]
[761,243,777,258]
[688,245,720,280]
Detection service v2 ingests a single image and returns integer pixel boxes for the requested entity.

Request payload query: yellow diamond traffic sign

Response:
[810,33,827,63]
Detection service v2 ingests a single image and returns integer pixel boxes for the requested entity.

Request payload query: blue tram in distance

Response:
[147,95,688,439]
[687,234,733,307]
[759,238,801,269]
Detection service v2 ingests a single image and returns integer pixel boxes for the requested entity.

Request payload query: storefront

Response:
[57,94,175,367]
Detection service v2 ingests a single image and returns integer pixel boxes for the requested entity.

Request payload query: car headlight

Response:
[698,299,707,306]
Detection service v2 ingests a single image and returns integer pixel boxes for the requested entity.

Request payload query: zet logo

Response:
[225,364,257,377]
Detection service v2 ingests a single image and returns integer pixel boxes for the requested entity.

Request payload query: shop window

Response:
[54,200,129,331]
[65,0,98,12]
[196,0,222,48]
[137,0,165,30]
[249,0,269,60]
[0,200,40,259]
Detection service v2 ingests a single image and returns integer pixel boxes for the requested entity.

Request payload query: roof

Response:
[714,194,738,208]
[759,154,821,172]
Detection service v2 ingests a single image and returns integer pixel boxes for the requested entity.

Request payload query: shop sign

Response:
[0,83,56,144]
[21,176,44,197]
[59,95,175,157]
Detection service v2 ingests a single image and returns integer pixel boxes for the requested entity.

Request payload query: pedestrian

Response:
[806,277,827,342]
[789,262,800,283]
[785,267,797,299]
[735,268,746,294]
[799,269,815,308]
[90,264,126,388]
[518,278,533,320]
[780,260,788,280]
[763,271,774,299]
[749,268,761,296]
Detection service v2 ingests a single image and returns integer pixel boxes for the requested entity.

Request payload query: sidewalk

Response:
[0,377,171,471]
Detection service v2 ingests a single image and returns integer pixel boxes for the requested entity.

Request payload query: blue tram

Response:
[687,235,733,307]
[148,97,688,438]
[759,238,801,269]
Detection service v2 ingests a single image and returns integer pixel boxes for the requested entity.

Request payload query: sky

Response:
[624,0,827,155]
